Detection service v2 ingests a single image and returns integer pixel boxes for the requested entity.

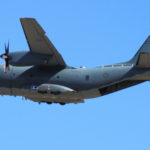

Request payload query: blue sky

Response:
[0,0,150,150]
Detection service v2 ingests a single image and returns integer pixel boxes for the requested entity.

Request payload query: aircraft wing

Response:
[20,18,66,67]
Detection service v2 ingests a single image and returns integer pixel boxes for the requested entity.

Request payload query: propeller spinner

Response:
[0,42,10,72]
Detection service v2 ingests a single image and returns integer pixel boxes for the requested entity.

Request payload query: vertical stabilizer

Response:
[130,36,150,68]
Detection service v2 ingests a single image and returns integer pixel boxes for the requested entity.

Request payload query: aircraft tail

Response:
[130,36,150,68]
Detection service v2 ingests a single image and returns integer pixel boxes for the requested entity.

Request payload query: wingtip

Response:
[20,17,35,21]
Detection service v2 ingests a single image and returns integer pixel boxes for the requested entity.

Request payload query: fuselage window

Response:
[57,76,60,79]
[85,75,90,81]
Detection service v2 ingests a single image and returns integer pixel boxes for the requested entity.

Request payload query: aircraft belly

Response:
[0,87,12,96]
[10,87,100,104]
[30,89,100,103]
[76,89,101,99]
[9,87,83,103]
[0,84,101,104]
[26,96,84,104]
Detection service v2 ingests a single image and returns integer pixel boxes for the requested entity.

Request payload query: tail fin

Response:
[130,36,150,68]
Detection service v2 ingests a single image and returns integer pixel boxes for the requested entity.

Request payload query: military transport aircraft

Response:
[0,18,149,105]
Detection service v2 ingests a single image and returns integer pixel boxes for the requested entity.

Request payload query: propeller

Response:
[0,42,10,72]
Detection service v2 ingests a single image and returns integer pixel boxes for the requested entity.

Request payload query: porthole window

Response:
[85,75,90,81]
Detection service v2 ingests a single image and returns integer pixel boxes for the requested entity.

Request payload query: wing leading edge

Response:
[20,18,66,67]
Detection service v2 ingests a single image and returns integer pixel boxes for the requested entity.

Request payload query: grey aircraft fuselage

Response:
[1,18,150,105]
[0,62,148,104]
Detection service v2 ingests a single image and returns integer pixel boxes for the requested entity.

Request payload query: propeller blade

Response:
[6,58,9,71]
[5,44,7,54]
[6,59,9,67]
[4,61,6,72]
[5,42,9,54]
[1,41,10,72]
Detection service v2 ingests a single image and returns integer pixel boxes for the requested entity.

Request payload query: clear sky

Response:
[0,0,150,150]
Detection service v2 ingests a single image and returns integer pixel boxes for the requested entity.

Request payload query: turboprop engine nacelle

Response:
[8,51,50,66]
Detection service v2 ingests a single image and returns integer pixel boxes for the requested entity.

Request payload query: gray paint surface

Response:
[0,18,150,105]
